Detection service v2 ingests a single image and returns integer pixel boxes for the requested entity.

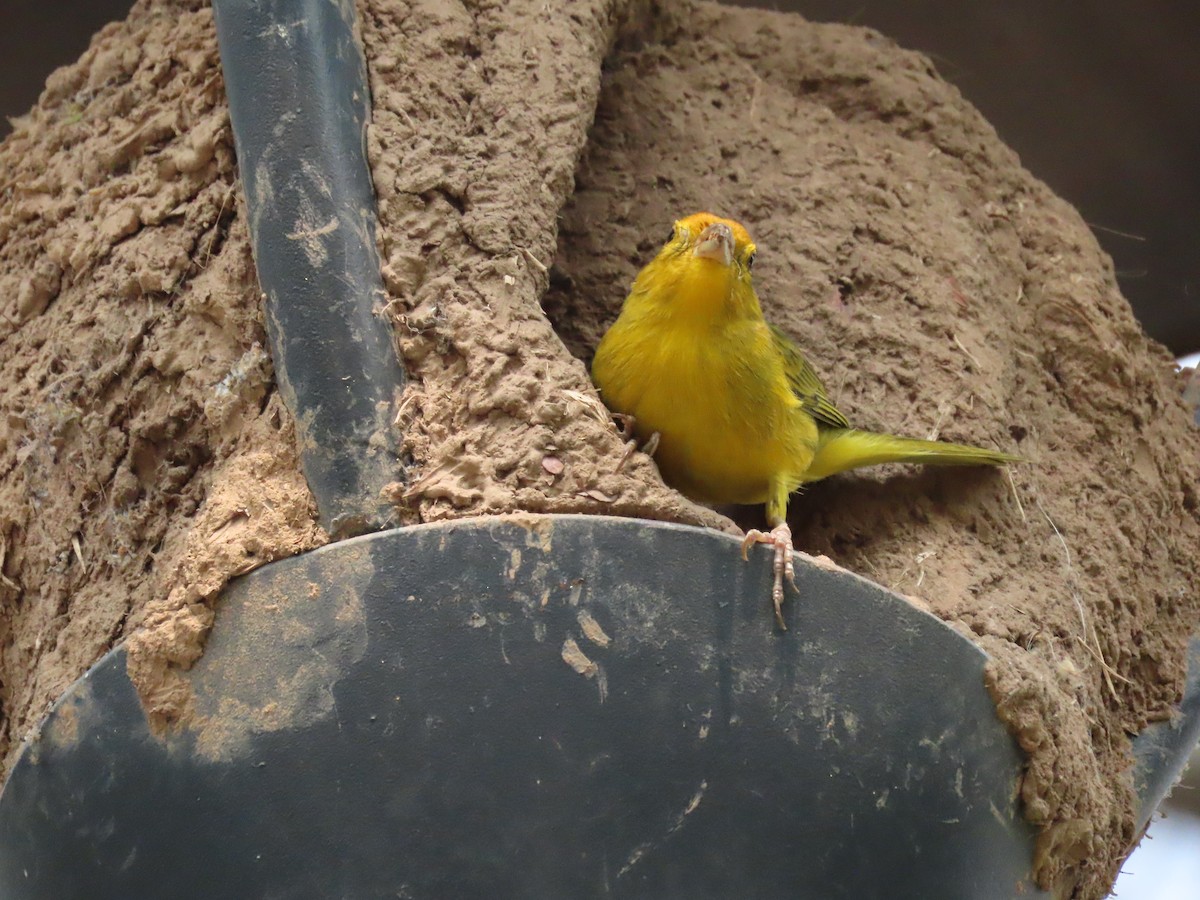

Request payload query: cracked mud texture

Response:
[0,0,1197,897]
[0,1,324,761]
[539,5,1200,896]
[363,0,730,533]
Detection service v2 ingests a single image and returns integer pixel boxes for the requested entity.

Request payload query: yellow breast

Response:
[592,311,817,505]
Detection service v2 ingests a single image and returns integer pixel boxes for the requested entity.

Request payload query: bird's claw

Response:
[612,413,637,440]
[740,523,797,630]
[615,428,661,473]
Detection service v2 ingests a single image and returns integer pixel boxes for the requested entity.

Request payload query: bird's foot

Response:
[740,522,797,630]
[612,413,637,440]
[615,429,661,472]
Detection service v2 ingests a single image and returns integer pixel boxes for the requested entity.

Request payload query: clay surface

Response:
[0,0,1197,897]
[363,0,729,534]
[538,7,1200,895]
[0,1,324,757]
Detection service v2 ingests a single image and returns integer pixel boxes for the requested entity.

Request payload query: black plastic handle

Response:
[212,0,404,537]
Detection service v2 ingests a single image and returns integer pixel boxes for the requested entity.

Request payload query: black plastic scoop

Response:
[1,514,1196,898]
[0,516,1045,899]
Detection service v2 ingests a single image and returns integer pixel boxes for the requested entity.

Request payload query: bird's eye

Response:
[746,251,757,270]
[666,227,676,244]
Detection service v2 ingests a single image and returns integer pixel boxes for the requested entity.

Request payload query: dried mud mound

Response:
[0,2,323,766]
[0,1,1196,898]
[363,0,728,533]
[538,5,1200,897]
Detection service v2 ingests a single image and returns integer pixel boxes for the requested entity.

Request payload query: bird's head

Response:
[665,212,757,274]
[629,212,760,321]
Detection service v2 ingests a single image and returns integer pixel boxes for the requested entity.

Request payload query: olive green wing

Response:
[769,324,851,431]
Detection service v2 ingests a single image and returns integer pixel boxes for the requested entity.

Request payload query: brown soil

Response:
[0,2,324,754]
[541,7,1200,895]
[363,0,729,534]
[1,1,1197,897]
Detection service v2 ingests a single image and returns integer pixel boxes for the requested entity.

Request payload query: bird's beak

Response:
[692,223,734,266]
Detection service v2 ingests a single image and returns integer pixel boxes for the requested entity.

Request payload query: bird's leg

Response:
[740,522,797,630]
[611,413,638,471]
[612,413,637,440]
[614,413,661,472]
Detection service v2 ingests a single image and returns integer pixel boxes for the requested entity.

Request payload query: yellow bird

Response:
[591,212,1019,629]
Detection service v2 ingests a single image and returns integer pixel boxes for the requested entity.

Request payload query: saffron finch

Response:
[591,212,1019,629]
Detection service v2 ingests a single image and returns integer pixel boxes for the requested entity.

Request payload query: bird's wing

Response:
[769,324,851,430]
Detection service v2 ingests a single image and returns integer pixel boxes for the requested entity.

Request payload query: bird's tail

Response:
[803,429,1021,482]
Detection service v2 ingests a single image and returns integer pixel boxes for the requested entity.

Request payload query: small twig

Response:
[1074,634,1133,686]
[1085,221,1147,242]
[1005,468,1027,523]
[71,534,86,570]
[392,390,417,427]
[914,549,935,588]
[562,389,611,426]
[1034,496,1124,700]
[748,74,763,122]
[951,333,982,370]
[519,247,548,274]
[1039,299,1106,345]
[925,399,953,442]
[401,460,460,501]
[202,187,233,268]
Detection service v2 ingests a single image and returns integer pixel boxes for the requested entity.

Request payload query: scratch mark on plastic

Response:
[619,781,708,878]
[667,781,708,834]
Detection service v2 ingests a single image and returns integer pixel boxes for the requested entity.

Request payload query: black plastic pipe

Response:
[212,0,404,537]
